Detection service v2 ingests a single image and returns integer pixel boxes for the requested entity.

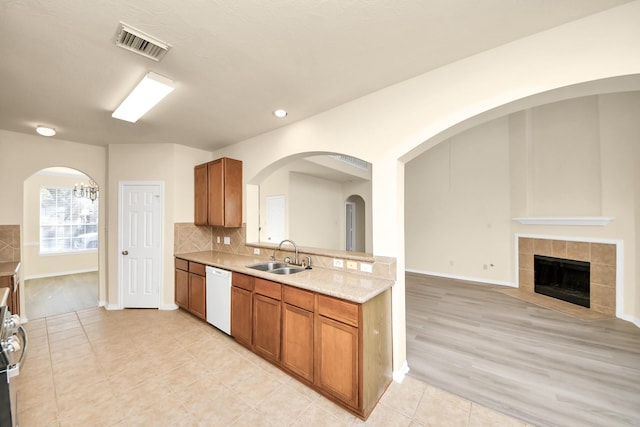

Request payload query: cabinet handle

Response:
[122,250,129,255]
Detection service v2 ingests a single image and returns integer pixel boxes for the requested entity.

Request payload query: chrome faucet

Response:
[277,239,299,265]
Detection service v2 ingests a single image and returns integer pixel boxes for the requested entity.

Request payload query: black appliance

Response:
[0,288,27,427]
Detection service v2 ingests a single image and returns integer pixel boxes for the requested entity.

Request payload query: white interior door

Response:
[345,202,356,251]
[120,182,162,308]
[265,195,285,243]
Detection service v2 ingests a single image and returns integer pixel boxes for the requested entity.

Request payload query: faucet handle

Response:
[305,256,312,269]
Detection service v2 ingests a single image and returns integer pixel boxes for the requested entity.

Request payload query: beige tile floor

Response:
[15,307,531,427]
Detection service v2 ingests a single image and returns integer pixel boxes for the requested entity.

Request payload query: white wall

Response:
[106,143,211,309]
[1,2,639,374]
[405,117,512,284]
[289,172,342,250]
[214,2,640,373]
[0,129,107,308]
[406,93,640,321]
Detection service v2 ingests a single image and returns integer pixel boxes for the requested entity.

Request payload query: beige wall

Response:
[405,117,512,284]
[0,2,638,376]
[106,144,211,309]
[214,3,640,374]
[23,172,98,278]
[406,93,640,319]
[0,129,107,309]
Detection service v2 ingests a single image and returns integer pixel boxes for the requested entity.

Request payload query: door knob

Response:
[122,250,128,255]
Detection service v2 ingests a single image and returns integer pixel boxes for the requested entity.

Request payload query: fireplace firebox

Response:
[534,255,590,308]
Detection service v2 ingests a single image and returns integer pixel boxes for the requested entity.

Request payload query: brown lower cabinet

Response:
[0,273,19,316]
[230,272,391,420]
[175,258,206,320]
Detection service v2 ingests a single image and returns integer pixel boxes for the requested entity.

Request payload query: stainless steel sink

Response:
[269,267,305,275]
[247,262,288,271]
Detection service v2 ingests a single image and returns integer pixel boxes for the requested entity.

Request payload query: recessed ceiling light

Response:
[273,109,288,118]
[36,126,56,136]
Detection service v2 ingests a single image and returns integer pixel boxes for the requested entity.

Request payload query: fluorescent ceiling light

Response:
[36,126,56,136]
[112,72,174,123]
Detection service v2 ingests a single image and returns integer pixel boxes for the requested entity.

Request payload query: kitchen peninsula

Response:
[175,249,393,420]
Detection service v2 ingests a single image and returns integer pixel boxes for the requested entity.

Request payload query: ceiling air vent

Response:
[114,23,170,61]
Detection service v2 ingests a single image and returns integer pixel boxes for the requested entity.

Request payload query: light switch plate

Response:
[223,236,231,245]
[333,259,344,268]
[253,248,260,255]
[346,260,358,270]
[216,236,220,243]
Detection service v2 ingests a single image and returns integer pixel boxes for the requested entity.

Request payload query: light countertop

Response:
[0,261,20,278]
[175,251,394,304]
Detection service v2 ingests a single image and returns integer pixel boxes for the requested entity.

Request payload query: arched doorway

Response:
[22,167,99,320]
[345,194,365,252]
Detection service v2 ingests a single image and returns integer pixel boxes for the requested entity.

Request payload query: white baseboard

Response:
[392,360,410,383]
[98,300,107,308]
[105,304,122,310]
[24,268,99,281]
[160,303,178,310]
[622,314,640,328]
[405,268,515,287]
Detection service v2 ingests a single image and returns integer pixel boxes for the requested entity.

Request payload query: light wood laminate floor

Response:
[24,272,98,320]
[405,273,640,427]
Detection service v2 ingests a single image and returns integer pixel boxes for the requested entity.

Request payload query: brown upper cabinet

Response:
[194,157,243,227]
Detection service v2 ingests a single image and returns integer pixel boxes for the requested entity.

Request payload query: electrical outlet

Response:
[333,259,344,268]
[216,236,220,244]
[346,260,357,270]
[223,236,231,245]
[253,248,260,255]
[360,263,373,273]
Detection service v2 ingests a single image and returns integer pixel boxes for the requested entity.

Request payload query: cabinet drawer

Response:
[283,286,314,311]
[175,258,189,271]
[189,261,206,276]
[255,278,281,300]
[317,294,359,327]
[233,272,254,291]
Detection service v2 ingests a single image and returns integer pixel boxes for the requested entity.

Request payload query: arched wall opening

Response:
[22,166,101,320]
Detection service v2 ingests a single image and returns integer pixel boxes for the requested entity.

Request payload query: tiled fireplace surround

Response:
[518,236,617,316]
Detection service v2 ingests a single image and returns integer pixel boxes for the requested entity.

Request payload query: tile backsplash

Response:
[174,223,396,280]
[0,225,20,263]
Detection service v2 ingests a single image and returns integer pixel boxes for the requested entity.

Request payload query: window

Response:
[40,186,99,254]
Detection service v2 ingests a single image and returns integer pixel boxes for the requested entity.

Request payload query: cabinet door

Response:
[282,303,314,382]
[175,268,189,309]
[11,276,19,316]
[194,163,208,225]
[253,294,281,362]
[222,158,242,227]
[207,159,225,226]
[315,316,359,409]
[189,273,206,320]
[231,286,253,347]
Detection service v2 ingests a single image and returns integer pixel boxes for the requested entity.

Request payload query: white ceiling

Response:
[0,0,632,151]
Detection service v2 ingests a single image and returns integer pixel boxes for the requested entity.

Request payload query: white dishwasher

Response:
[205,266,232,335]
